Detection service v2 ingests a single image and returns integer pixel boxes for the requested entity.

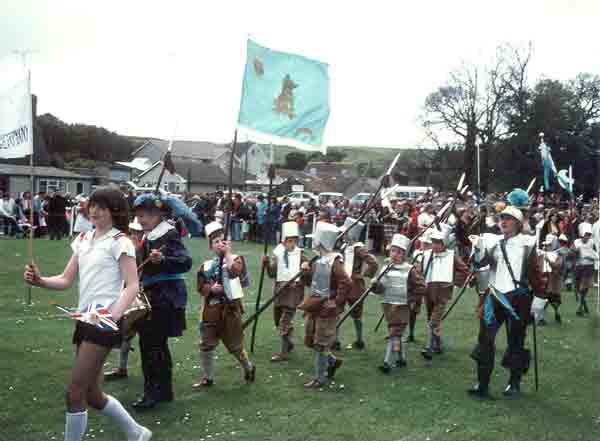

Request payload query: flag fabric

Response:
[557,169,574,198]
[0,73,33,159]
[238,39,330,152]
[56,302,119,332]
[484,287,521,326]
[538,140,557,191]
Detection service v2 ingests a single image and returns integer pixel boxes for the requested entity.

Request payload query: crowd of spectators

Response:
[2,186,598,259]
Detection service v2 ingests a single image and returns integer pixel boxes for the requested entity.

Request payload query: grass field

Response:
[1,238,599,441]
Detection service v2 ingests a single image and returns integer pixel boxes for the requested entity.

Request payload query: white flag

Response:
[0,73,33,159]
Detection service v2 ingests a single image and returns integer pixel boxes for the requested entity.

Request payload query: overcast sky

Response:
[2,0,600,149]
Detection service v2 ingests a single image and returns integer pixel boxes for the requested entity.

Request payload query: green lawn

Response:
[1,238,599,441]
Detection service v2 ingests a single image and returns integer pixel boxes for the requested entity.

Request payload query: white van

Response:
[390,186,433,201]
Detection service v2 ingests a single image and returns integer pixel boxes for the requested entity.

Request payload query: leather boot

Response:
[468,365,492,399]
[503,371,521,398]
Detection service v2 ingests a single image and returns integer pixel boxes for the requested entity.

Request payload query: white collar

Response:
[90,227,119,242]
[146,221,175,241]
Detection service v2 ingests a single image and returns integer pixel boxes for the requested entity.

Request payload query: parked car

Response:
[389,186,433,201]
[243,191,267,205]
[283,191,318,205]
[318,192,344,205]
[349,192,373,206]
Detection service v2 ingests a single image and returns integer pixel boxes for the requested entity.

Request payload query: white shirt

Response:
[71,228,136,312]
[0,198,15,217]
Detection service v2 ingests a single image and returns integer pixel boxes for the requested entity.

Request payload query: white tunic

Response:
[273,244,301,282]
[422,249,454,284]
[71,228,136,312]
[476,233,536,293]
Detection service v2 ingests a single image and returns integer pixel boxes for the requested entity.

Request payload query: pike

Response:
[526,177,536,195]
[440,272,475,321]
[336,262,394,329]
[374,173,465,333]
[341,153,402,239]
[249,164,275,352]
[244,152,402,331]
[532,314,539,391]
[373,201,453,333]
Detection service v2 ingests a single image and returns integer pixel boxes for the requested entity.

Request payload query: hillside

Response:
[271,144,408,166]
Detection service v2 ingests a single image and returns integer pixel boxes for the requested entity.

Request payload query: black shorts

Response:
[72,321,122,349]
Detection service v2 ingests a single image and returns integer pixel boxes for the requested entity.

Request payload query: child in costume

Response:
[372,234,426,373]
[300,222,352,389]
[193,221,256,388]
[263,221,307,361]
[131,194,192,410]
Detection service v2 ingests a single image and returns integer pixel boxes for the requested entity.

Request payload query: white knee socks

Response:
[101,395,144,441]
[64,411,87,441]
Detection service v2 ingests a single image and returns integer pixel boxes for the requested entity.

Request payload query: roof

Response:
[133,139,232,161]
[304,162,357,178]
[142,159,256,186]
[0,164,94,179]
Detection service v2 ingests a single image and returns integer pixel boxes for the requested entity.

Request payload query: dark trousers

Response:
[138,320,173,401]
[48,215,66,240]
[471,294,531,385]
[1,216,18,236]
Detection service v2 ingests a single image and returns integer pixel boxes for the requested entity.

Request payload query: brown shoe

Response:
[303,379,325,389]
[104,368,128,381]
[270,352,289,362]
[191,378,214,389]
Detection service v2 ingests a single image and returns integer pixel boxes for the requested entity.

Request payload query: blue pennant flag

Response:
[557,168,574,199]
[538,139,557,191]
[237,39,330,152]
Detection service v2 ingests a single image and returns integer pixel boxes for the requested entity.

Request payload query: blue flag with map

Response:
[238,39,330,152]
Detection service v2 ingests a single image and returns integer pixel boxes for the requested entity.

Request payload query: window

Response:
[76,182,84,194]
[38,179,60,193]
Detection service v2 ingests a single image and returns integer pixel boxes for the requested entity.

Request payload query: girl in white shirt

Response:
[24,188,152,441]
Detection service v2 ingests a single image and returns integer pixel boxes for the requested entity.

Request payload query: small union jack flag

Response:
[54,302,119,332]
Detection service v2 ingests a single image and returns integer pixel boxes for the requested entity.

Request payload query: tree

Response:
[308,150,347,163]
[422,43,532,189]
[284,151,309,170]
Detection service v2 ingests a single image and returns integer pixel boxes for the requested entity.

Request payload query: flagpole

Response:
[223,130,238,240]
[26,69,34,305]
[250,163,275,352]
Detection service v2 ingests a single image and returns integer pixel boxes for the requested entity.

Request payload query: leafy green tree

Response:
[284,152,309,170]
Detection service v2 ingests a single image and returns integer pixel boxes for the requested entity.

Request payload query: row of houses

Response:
[0,130,406,198]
